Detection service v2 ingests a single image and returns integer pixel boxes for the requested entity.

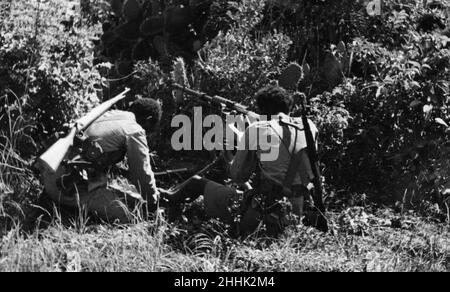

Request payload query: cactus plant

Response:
[279,62,304,90]
[110,0,124,17]
[140,16,164,36]
[171,57,189,104]
[99,0,238,76]
[115,60,134,76]
[132,39,153,60]
[152,35,167,56]
[164,5,192,32]
[303,63,311,77]
[123,0,141,21]
[115,21,141,41]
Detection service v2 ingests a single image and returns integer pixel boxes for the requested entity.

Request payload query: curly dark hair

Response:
[255,85,293,116]
[129,98,162,131]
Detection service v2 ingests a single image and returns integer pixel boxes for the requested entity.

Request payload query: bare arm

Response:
[126,131,159,204]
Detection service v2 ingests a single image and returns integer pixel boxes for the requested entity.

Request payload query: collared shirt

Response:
[84,110,158,201]
[229,113,318,187]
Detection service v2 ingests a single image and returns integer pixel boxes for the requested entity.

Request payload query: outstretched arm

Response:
[126,131,159,204]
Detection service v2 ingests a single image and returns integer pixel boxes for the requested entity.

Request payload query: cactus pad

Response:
[303,63,311,77]
[171,57,189,104]
[140,16,164,36]
[101,31,117,45]
[115,21,141,41]
[152,36,166,56]
[132,39,152,61]
[165,6,192,31]
[279,62,304,90]
[110,0,124,17]
[116,60,134,76]
[123,0,141,21]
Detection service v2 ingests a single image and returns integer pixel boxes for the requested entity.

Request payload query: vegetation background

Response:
[0,0,449,271]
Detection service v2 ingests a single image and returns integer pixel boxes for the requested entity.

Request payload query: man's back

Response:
[230,113,318,187]
[84,110,144,153]
[84,110,158,202]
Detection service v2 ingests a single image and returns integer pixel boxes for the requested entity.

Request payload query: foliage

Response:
[0,0,104,217]
[192,0,292,105]
[0,0,103,148]
[331,13,450,206]
[96,0,239,77]
[246,0,450,211]
[1,0,450,272]
[0,210,448,271]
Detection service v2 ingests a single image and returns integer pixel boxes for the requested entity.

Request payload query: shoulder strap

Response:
[263,117,314,190]
[279,118,315,189]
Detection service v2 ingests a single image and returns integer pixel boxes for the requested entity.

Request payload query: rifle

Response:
[171,81,328,232]
[171,83,260,122]
[279,62,328,232]
[299,95,329,232]
[161,158,220,197]
[37,88,131,173]
[154,168,191,177]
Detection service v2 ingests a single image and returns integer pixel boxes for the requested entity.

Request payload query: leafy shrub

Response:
[96,0,239,77]
[192,0,292,104]
[0,1,104,211]
[327,28,450,206]
[0,0,103,151]
[2,0,450,219]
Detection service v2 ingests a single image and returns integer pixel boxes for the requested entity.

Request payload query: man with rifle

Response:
[34,91,164,224]
[163,84,328,235]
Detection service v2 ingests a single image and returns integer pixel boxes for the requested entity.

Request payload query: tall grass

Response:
[0,209,448,272]
[1,0,101,221]
[0,93,34,219]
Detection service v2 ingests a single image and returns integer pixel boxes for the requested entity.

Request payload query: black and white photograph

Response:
[0,0,449,275]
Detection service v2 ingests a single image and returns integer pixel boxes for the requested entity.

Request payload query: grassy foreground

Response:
[0,209,448,272]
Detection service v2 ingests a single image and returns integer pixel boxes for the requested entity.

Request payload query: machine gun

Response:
[36,88,131,173]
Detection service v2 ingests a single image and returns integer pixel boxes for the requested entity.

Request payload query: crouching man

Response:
[37,98,163,224]
[163,86,322,235]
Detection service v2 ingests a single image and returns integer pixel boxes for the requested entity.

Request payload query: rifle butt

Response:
[36,128,77,173]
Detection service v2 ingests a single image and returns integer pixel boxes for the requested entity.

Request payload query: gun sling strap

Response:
[237,118,314,220]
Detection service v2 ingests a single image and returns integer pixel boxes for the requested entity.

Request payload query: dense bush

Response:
[0,0,103,151]
[192,0,292,103]
[0,0,104,210]
[97,0,450,211]
[1,0,450,217]
[189,0,450,211]
[95,0,239,77]
[303,1,450,209]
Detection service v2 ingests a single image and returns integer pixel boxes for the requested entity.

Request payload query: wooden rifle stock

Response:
[37,88,131,173]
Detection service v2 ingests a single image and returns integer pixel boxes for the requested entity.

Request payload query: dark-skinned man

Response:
[162,85,319,235]
[38,98,163,224]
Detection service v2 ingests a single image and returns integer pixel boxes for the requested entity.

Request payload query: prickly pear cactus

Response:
[98,0,238,76]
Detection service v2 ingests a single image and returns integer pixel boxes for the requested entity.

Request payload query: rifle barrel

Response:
[77,88,130,131]
[154,168,190,176]
[171,83,260,121]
